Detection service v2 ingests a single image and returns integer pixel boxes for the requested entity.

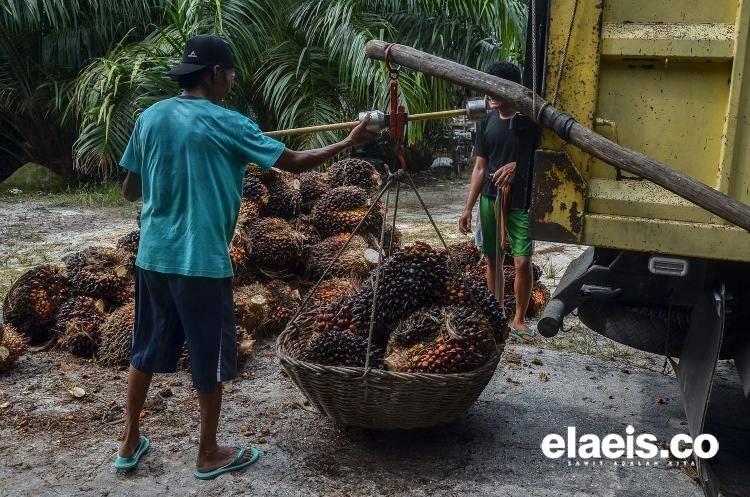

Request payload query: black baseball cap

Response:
[167,34,235,76]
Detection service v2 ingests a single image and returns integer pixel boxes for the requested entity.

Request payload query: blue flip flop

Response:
[194,446,260,480]
[114,435,151,471]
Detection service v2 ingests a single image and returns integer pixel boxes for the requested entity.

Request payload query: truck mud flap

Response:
[670,284,725,497]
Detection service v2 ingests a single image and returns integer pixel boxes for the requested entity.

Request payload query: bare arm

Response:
[122,172,142,202]
[458,156,487,234]
[274,117,377,174]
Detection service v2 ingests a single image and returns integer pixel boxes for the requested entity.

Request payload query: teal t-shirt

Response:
[120,96,285,278]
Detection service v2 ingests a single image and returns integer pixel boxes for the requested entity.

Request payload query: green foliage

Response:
[2,0,526,177]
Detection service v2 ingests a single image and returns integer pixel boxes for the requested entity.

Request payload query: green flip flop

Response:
[114,435,150,471]
[510,325,538,343]
[194,446,260,480]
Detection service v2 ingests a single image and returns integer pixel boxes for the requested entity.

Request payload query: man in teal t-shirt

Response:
[115,35,376,478]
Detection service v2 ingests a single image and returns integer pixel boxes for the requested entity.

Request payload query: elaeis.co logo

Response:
[541,426,718,467]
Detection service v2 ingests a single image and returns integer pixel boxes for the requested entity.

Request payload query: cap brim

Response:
[166,63,209,76]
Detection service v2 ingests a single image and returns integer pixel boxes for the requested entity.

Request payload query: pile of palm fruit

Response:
[0,157,549,374]
[299,241,509,373]
[0,158,393,372]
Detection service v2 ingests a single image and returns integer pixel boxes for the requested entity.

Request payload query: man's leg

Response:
[195,383,252,471]
[513,255,533,328]
[119,366,153,457]
[479,195,505,304]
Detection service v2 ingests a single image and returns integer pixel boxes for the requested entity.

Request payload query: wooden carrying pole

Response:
[365,41,750,232]
[264,109,466,138]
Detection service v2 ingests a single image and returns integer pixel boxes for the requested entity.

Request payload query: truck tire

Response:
[577,302,690,356]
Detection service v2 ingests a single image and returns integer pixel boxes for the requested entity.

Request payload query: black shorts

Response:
[131,268,236,393]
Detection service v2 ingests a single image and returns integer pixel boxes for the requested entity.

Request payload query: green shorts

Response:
[479,194,533,257]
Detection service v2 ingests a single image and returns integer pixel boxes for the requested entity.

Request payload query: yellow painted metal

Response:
[537,0,750,262]
[584,214,750,262]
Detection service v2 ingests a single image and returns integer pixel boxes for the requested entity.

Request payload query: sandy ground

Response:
[0,176,707,496]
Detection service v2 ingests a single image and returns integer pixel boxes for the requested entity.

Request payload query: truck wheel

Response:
[576,302,690,356]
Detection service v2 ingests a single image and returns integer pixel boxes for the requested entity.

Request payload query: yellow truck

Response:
[532,2,750,496]
[367,2,750,496]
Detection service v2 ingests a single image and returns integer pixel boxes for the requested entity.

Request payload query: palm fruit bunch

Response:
[55,296,108,357]
[262,170,302,219]
[464,262,487,288]
[116,229,140,265]
[441,276,508,341]
[65,247,134,304]
[328,158,381,195]
[3,265,69,343]
[97,302,134,367]
[298,171,331,213]
[446,240,482,270]
[0,324,28,372]
[529,282,551,315]
[291,215,322,248]
[242,174,270,207]
[363,241,451,328]
[304,278,357,309]
[301,327,383,367]
[305,233,376,280]
[234,283,271,332]
[247,217,304,273]
[310,186,384,237]
[384,306,495,374]
[262,280,301,334]
[230,200,260,274]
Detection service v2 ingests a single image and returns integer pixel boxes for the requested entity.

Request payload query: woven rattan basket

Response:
[277,311,504,430]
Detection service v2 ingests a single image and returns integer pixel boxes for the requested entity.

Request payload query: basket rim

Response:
[276,320,502,380]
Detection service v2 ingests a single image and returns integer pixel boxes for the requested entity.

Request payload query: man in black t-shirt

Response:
[458,61,536,341]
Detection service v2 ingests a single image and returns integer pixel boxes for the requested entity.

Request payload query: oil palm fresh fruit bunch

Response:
[310,186,384,237]
[262,280,301,334]
[65,247,134,304]
[242,175,270,207]
[367,241,451,327]
[304,278,357,309]
[446,240,481,269]
[305,233,376,280]
[464,261,487,288]
[0,325,28,372]
[261,170,302,219]
[3,265,69,343]
[385,306,495,374]
[291,215,322,248]
[298,171,331,213]
[328,158,382,195]
[247,217,304,273]
[440,276,507,341]
[528,282,551,317]
[301,327,383,367]
[55,296,108,357]
[234,283,271,332]
[230,201,259,275]
[116,230,140,265]
[97,302,134,367]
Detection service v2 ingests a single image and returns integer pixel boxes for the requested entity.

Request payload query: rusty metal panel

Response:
[529,150,587,244]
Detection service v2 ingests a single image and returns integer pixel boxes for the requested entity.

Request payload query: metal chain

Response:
[389,179,401,258]
[551,0,579,107]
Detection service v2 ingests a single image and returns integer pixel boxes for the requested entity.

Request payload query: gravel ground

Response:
[0,177,708,496]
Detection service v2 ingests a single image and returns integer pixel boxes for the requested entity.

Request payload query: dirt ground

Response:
[0,176,706,497]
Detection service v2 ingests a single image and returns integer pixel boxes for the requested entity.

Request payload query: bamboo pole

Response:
[264,109,467,138]
[365,40,750,233]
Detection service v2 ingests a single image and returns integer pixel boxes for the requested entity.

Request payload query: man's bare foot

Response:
[119,435,142,458]
[510,321,537,343]
[197,445,253,472]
